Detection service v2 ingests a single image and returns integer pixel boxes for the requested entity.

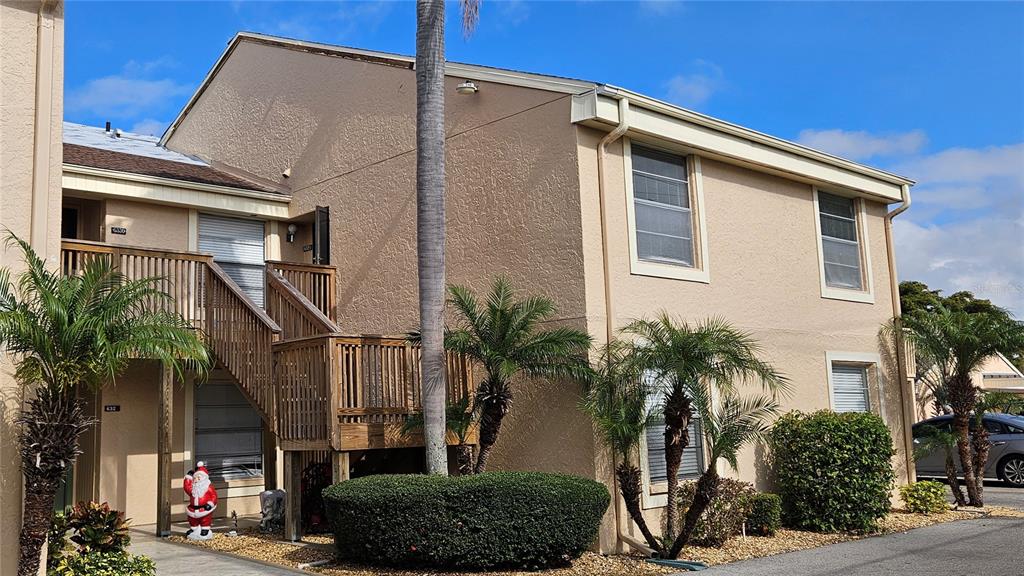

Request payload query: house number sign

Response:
[110,226,127,235]
[103,405,121,412]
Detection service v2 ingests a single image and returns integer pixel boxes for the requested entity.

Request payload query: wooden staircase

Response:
[60,240,475,452]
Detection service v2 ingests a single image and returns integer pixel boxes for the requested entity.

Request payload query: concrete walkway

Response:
[697,515,1024,576]
[129,530,304,576]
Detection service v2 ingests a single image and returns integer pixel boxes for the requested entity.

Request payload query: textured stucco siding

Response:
[102,198,191,251]
[166,40,599,483]
[0,1,65,571]
[576,126,909,540]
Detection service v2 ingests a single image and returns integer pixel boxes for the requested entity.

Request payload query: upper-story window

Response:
[814,189,873,303]
[625,141,710,283]
[632,146,694,266]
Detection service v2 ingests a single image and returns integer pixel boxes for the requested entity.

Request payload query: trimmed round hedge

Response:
[323,472,610,570]
[769,410,895,533]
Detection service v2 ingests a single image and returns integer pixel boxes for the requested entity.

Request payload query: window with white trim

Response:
[817,192,864,290]
[643,372,704,487]
[631,146,695,267]
[830,363,870,413]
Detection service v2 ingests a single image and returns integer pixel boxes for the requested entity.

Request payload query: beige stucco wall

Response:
[166,40,601,486]
[576,128,911,537]
[102,198,191,250]
[0,0,64,571]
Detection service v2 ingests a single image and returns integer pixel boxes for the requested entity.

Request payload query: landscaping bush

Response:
[66,501,131,553]
[678,478,755,547]
[745,493,782,536]
[49,550,155,576]
[900,481,949,515]
[47,509,71,570]
[323,472,610,570]
[769,410,895,533]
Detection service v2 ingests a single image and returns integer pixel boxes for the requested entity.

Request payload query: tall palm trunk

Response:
[18,387,91,576]
[616,462,662,552]
[668,466,719,559]
[415,0,448,475]
[662,389,692,537]
[948,374,980,505]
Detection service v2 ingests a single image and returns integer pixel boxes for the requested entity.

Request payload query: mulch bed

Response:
[169,507,1021,576]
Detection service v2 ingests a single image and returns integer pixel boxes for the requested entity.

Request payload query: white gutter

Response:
[31,0,59,259]
[885,183,916,482]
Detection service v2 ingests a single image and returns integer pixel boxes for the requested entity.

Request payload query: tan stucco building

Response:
[9,28,920,559]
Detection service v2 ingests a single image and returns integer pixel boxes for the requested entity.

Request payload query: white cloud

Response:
[796,129,927,161]
[665,60,723,109]
[66,59,190,120]
[129,119,166,137]
[893,143,1024,186]
[496,0,530,26]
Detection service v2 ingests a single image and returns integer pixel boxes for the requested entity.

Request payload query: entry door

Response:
[198,214,266,306]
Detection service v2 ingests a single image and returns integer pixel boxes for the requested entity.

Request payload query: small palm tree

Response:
[913,424,965,506]
[623,315,787,538]
[445,276,592,473]
[902,307,1024,506]
[0,233,210,576]
[401,397,478,475]
[969,391,1024,503]
[668,389,779,558]
[581,341,661,551]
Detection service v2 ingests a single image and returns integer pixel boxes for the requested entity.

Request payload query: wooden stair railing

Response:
[266,269,339,340]
[266,260,336,321]
[60,240,283,430]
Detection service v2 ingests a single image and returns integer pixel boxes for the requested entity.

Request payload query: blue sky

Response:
[64,1,1024,315]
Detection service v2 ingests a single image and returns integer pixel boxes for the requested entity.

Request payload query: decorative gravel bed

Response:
[170,507,1020,575]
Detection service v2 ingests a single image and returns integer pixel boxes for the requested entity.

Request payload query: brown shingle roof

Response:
[63,143,278,193]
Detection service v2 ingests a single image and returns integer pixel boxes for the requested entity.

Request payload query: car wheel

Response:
[999,455,1024,488]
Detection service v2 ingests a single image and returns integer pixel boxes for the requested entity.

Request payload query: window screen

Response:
[831,363,870,413]
[818,192,863,290]
[194,380,264,481]
[632,146,694,267]
[644,371,704,482]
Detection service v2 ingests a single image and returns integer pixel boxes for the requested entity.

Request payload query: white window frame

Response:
[825,351,884,415]
[624,138,710,283]
[812,188,874,304]
[640,419,707,509]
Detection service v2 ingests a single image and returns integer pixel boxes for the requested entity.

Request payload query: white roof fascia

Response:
[572,88,914,202]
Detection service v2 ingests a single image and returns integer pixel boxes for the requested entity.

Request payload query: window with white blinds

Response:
[194,379,264,480]
[198,214,266,306]
[830,363,870,413]
[817,192,863,290]
[631,146,695,267]
[646,419,704,483]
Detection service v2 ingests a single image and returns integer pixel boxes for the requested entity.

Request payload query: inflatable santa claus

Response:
[184,461,218,540]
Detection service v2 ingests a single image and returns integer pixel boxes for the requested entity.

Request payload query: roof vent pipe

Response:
[104,121,111,133]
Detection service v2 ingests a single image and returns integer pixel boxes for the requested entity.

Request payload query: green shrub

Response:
[678,478,755,547]
[900,481,949,514]
[66,501,131,553]
[323,472,610,570]
[769,410,895,533]
[745,493,782,536]
[47,509,71,570]
[49,550,155,576]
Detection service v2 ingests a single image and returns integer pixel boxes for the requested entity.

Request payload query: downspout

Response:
[595,94,649,554]
[31,0,59,260]
[885,183,916,482]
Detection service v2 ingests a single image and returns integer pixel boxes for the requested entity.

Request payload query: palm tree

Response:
[913,424,965,506]
[668,389,778,558]
[969,391,1024,504]
[581,341,661,552]
[623,315,787,538]
[401,397,479,475]
[902,307,1024,506]
[444,276,592,473]
[414,0,481,476]
[0,233,209,576]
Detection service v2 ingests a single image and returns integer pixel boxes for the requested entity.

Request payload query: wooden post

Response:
[283,451,302,542]
[156,363,173,537]
[331,451,350,483]
[262,427,278,490]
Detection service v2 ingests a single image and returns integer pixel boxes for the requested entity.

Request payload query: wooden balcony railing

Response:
[274,334,474,451]
[266,269,339,340]
[60,240,283,429]
[266,261,336,321]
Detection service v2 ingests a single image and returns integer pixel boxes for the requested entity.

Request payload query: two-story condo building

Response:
[54,32,917,552]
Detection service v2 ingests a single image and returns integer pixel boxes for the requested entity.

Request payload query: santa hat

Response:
[194,461,209,477]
